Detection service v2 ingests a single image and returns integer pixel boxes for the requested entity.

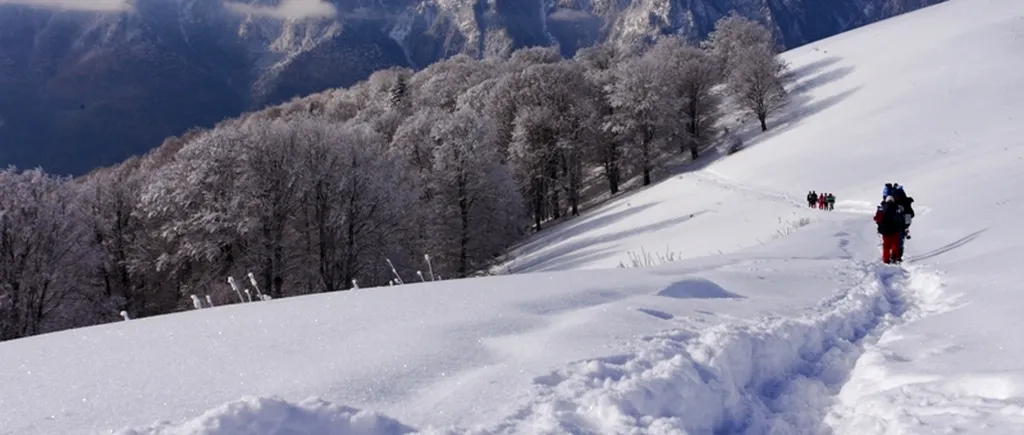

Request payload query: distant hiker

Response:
[818,193,826,209]
[807,191,818,208]
[826,193,835,211]
[882,182,894,200]
[874,195,905,264]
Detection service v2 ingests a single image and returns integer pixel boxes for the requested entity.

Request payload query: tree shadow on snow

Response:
[510,210,711,273]
[492,57,860,275]
[727,57,860,153]
[661,56,859,176]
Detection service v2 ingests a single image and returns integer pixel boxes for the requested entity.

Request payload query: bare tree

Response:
[428,108,524,276]
[645,37,724,159]
[729,44,789,131]
[575,43,631,195]
[80,162,151,317]
[297,118,417,291]
[606,55,675,186]
[703,12,778,73]
[0,168,104,341]
[706,12,788,132]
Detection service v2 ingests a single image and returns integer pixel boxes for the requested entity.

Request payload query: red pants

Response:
[881,233,901,263]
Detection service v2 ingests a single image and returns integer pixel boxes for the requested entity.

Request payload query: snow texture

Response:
[3,0,1024,433]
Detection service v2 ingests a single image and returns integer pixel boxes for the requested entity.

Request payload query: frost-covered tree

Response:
[390,107,448,173]
[647,37,724,159]
[138,126,250,301]
[296,119,416,291]
[509,62,598,228]
[703,12,778,73]
[705,13,788,131]
[606,55,675,186]
[0,168,104,341]
[232,119,308,297]
[462,76,521,164]
[508,46,563,68]
[728,44,788,131]
[80,161,150,317]
[410,54,499,112]
[575,43,629,194]
[428,108,524,276]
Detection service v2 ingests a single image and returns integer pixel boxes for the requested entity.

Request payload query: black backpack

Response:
[878,202,904,233]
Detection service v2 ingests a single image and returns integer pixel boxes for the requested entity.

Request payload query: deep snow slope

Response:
[3,0,1024,433]
[705,0,1024,431]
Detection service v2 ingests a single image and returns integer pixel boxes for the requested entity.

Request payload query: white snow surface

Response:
[4,0,1024,433]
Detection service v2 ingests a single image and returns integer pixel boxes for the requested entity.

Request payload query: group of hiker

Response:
[805,183,916,264]
[873,182,915,264]
[806,191,835,210]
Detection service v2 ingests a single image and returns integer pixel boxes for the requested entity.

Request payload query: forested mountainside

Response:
[1,11,795,340]
[0,0,944,175]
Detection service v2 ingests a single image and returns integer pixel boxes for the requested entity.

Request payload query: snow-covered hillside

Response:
[3,0,1024,433]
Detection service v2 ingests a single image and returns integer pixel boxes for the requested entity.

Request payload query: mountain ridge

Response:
[0,0,945,175]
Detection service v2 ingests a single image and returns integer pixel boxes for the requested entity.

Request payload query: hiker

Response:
[874,195,905,264]
[807,191,818,208]
[826,193,835,211]
[883,182,893,200]
[818,192,826,209]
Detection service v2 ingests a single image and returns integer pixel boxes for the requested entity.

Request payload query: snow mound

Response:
[115,396,416,435]
[656,277,744,299]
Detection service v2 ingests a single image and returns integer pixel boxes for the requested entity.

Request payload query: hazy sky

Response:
[0,0,338,19]
[224,0,337,20]
[0,0,131,11]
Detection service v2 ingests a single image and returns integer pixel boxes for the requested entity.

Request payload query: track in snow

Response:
[469,260,928,435]
[458,173,954,435]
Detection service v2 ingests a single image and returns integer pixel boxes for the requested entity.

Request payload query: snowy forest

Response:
[0,14,788,341]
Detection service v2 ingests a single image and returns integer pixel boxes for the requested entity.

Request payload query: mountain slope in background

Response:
[0,0,944,175]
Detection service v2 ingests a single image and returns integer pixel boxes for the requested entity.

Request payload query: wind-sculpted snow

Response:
[115,396,417,435]
[117,258,943,435]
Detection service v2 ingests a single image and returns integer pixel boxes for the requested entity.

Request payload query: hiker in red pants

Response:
[874,195,906,263]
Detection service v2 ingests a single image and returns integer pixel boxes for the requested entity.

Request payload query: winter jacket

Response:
[874,202,905,235]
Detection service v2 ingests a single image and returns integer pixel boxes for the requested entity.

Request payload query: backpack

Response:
[893,186,907,203]
[877,202,904,233]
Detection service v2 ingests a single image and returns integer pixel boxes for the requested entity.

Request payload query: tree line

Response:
[0,13,788,341]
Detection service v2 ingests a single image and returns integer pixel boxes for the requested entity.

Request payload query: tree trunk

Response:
[605,142,620,195]
[457,172,469,277]
[550,162,560,220]
[642,128,653,186]
[532,178,543,232]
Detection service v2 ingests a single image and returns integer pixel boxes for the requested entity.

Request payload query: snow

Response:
[4,0,1024,433]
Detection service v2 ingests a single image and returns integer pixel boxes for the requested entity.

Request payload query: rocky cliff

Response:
[0,0,944,175]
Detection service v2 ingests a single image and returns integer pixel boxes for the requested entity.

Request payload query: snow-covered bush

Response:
[617,246,688,268]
